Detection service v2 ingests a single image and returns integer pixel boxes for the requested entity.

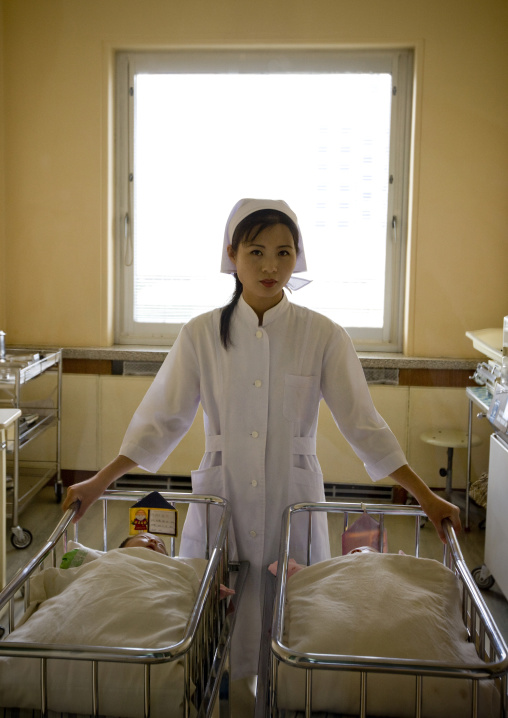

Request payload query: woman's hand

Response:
[390,464,462,543]
[62,475,109,522]
[62,455,138,522]
[417,491,462,543]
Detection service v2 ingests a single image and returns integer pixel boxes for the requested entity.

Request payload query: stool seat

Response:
[420,429,482,499]
[420,429,481,449]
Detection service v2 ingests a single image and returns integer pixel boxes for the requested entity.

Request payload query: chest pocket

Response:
[283,374,319,421]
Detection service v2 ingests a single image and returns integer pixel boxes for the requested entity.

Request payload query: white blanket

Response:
[277,553,500,717]
[0,548,208,718]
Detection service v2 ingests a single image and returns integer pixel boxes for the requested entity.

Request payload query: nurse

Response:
[63,198,460,685]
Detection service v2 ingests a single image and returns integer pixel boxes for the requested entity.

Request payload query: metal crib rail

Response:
[0,491,242,718]
[442,519,508,673]
[0,503,78,625]
[266,502,508,718]
[0,492,233,662]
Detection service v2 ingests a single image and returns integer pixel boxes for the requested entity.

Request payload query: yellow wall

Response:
[1,0,507,356]
[50,375,489,488]
[0,0,6,331]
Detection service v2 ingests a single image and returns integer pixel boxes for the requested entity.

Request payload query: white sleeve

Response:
[119,325,201,472]
[320,326,407,481]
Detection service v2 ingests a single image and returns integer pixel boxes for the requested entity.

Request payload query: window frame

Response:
[115,48,413,351]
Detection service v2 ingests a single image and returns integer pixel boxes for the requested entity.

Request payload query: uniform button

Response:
[254,380,262,388]
[250,530,257,538]
[251,480,258,487]
[255,330,263,338]
[251,431,259,438]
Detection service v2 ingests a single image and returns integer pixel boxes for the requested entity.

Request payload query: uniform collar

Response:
[237,293,290,327]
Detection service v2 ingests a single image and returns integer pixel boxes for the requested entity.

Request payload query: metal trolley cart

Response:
[256,501,508,718]
[0,490,248,718]
[0,347,62,549]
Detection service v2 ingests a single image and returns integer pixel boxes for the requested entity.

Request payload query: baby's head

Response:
[119,532,168,555]
[347,545,379,555]
[347,545,405,556]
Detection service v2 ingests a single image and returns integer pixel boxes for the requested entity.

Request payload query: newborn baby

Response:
[268,546,405,578]
[120,532,235,599]
[120,532,169,554]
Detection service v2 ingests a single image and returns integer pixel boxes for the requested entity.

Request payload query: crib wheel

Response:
[10,528,33,550]
[472,565,495,590]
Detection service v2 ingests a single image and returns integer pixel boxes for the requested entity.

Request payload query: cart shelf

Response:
[0,349,62,549]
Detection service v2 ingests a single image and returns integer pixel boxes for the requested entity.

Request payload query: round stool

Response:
[420,429,482,498]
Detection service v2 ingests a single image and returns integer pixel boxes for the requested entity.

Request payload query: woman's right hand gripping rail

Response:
[62,455,138,522]
[390,464,462,542]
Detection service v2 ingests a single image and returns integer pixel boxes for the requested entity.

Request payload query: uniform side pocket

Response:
[288,466,325,504]
[287,467,329,564]
[180,466,226,558]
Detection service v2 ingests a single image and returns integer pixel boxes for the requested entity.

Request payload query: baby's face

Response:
[348,545,379,555]
[125,533,168,555]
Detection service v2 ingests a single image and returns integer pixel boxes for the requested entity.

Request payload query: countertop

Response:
[0,408,22,430]
[2,340,483,371]
[465,328,503,364]
[58,345,479,370]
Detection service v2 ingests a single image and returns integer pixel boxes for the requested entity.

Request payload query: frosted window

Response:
[133,74,390,327]
[116,51,412,350]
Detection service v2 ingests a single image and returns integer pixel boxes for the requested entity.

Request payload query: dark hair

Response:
[119,536,134,548]
[220,210,300,349]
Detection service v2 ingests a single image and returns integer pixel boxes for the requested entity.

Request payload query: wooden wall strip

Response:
[62,360,475,387]
[61,469,96,486]
[62,359,112,375]
[398,369,474,387]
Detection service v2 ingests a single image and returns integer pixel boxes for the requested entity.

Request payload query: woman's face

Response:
[227,223,297,317]
[123,533,168,555]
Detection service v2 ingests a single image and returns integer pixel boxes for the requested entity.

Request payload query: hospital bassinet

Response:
[0,490,248,718]
[256,501,508,718]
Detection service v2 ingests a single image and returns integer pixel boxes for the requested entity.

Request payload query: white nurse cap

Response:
[220,198,310,291]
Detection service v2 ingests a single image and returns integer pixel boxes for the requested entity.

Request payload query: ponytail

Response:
[220,274,243,349]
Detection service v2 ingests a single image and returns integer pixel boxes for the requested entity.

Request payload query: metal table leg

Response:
[466,398,473,531]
